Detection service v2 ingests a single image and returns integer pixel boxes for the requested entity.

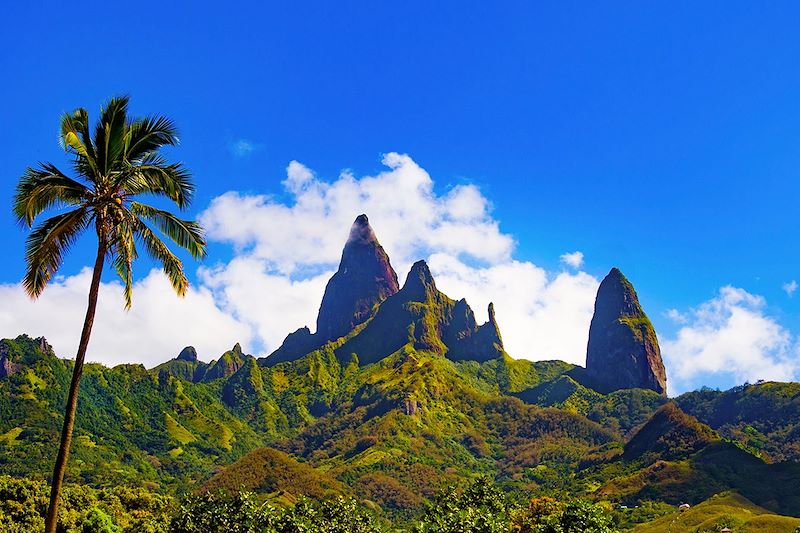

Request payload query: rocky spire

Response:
[585,268,667,395]
[177,346,198,362]
[398,260,438,303]
[201,343,246,382]
[315,214,400,343]
[446,302,505,362]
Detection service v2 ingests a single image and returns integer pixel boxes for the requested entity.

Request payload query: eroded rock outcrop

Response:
[334,260,505,365]
[316,214,400,343]
[585,268,667,395]
[264,215,399,366]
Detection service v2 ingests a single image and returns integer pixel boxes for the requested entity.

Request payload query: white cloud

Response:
[198,153,599,362]
[665,308,688,324]
[0,269,252,367]
[200,153,514,276]
[429,254,598,364]
[228,139,259,158]
[662,286,799,394]
[783,280,798,297]
[560,251,584,269]
[198,257,332,353]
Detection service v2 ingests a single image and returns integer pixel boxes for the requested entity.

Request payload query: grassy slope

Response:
[634,492,800,533]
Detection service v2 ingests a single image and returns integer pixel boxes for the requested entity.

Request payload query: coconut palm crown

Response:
[13,96,205,533]
[14,95,205,307]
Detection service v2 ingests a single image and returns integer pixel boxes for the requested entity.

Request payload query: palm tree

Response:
[13,96,206,533]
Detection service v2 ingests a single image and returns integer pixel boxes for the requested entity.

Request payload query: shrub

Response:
[82,507,121,533]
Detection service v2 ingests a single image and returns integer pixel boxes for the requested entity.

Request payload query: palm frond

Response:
[125,115,180,162]
[93,96,130,176]
[132,218,188,297]
[60,109,98,177]
[13,164,91,226]
[130,202,206,259]
[23,208,92,298]
[110,219,138,309]
[123,159,195,209]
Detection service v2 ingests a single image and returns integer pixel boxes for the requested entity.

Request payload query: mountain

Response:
[202,343,246,381]
[585,268,667,395]
[197,446,346,501]
[153,346,208,382]
[331,260,505,365]
[4,215,800,529]
[267,218,504,367]
[266,214,399,366]
[676,381,800,461]
[317,214,400,343]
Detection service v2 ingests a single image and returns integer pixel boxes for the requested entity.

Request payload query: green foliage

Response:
[170,491,270,533]
[632,492,800,533]
[169,491,383,533]
[513,497,616,532]
[0,475,172,533]
[82,507,121,533]
[198,447,345,500]
[624,403,719,462]
[412,477,514,533]
[677,382,800,461]
[3,333,800,527]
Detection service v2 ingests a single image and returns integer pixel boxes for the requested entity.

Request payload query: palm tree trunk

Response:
[44,241,106,533]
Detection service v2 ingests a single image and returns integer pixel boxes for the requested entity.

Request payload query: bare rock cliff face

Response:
[316,214,400,343]
[585,268,667,395]
[265,214,399,366]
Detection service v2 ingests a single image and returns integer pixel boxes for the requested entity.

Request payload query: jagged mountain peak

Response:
[176,346,198,362]
[398,260,437,302]
[348,213,379,245]
[315,214,400,343]
[586,268,667,395]
[202,343,247,381]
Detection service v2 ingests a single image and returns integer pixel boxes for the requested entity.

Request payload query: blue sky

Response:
[2,1,800,394]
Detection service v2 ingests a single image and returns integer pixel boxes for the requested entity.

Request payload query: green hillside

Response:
[677,382,800,461]
[4,331,800,530]
[633,492,800,533]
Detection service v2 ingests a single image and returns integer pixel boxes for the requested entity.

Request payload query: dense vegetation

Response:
[3,334,800,530]
[0,475,619,532]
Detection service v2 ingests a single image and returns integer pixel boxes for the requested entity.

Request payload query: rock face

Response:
[334,260,505,365]
[585,268,667,395]
[445,301,505,362]
[202,343,246,381]
[177,346,198,362]
[0,345,19,378]
[266,327,319,366]
[316,214,400,343]
[265,214,399,366]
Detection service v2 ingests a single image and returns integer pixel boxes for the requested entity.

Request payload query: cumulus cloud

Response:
[429,254,598,364]
[18,150,794,393]
[783,280,798,297]
[664,308,688,324]
[200,154,514,275]
[198,153,598,362]
[662,286,799,394]
[560,251,584,269]
[0,269,252,367]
